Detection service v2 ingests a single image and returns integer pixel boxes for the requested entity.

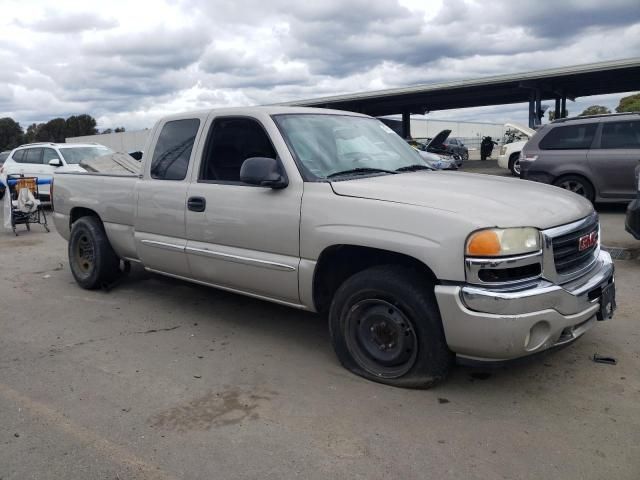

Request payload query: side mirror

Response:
[240,157,287,189]
[49,159,62,167]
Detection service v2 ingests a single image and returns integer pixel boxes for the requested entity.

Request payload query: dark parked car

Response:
[520,113,640,202]
[441,137,469,161]
[626,164,640,239]
[416,130,464,167]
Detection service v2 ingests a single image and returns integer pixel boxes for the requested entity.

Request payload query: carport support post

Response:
[561,95,567,118]
[401,111,411,139]
[528,92,536,129]
[554,97,561,121]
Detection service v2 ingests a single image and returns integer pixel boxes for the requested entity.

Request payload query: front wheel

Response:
[328,265,453,389]
[69,216,120,289]
[509,153,521,176]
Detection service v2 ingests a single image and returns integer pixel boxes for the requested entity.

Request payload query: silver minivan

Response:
[520,113,640,202]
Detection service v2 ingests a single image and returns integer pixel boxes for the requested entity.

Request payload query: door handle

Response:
[187,196,206,212]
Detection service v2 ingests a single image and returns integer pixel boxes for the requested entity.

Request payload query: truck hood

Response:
[330,171,593,229]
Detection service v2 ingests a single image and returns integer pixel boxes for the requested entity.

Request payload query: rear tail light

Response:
[50,178,54,211]
[523,154,538,162]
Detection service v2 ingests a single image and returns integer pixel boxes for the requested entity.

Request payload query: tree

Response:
[35,118,67,142]
[114,127,126,133]
[65,114,98,138]
[24,123,41,143]
[548,109,569,121]
[616,93,640,113]
[0,117,24,151]
[579,105,611,116]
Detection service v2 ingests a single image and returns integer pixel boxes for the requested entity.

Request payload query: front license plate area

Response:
[597,283,616,321]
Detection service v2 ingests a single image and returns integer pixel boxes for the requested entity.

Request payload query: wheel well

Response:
[69,207,101,230]
[508,152,520,166]
[312,245,437,314]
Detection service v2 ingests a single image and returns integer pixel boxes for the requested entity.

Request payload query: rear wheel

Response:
[553,175,595,202]
[508,153,521,176]
[69,216,120,289]
[328,265,453,389]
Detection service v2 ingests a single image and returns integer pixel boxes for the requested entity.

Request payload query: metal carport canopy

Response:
[278,57,640,117]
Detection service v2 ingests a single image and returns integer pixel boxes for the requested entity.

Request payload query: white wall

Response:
[66,129,150,153]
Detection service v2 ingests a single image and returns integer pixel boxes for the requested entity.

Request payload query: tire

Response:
[461,151,469,162]
[553,175,595,202]
[508,153,521,176]
[328,265,453,389]
[68,216,120,289]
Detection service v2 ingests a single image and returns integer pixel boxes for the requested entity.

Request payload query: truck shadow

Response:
[116,265,600,397]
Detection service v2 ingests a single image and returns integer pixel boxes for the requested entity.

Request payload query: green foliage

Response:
[0,118,24,151]
[615,93,640,113]
[579,105,611,116]
[548,110,569,121]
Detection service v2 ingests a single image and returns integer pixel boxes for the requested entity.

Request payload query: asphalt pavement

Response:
[0,203,639,479]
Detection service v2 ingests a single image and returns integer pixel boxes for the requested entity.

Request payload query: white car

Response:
[0,143,114,198]
[497,123,535,176]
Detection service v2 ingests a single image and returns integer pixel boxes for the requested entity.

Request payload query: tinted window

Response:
[150,119,200,180]
[12,150,26,163]
[23,148,44,164]
[200,117,276,182]
[43,148,61,163]
[600,120,640,149]
[539,124,597,150]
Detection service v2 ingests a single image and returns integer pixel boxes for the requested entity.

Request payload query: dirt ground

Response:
[0,207,638,480]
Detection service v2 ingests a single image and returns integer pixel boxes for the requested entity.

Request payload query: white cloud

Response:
[0,0,638,131]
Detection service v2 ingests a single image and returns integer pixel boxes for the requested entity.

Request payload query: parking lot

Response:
[1,173,639,480]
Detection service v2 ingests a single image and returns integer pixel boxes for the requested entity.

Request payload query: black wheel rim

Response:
[75,234,95,274]
[345,299,418,378]
[558,180,586,197]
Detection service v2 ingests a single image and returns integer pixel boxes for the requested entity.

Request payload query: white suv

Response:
[0,143,114,198]
[497,123,535,176]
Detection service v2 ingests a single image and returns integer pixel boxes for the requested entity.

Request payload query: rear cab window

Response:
[23,148,44,164]
[539,123,598,150]
[150,119,200,180]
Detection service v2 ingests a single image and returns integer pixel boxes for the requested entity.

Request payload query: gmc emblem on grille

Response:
[578,231,598,251]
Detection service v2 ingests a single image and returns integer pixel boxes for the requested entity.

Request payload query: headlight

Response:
[466,227,540,257]
[500,146,507,156]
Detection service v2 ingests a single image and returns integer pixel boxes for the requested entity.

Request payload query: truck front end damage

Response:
[434,213,616,362]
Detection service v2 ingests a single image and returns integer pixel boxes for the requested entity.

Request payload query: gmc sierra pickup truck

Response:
[52,107,616,388]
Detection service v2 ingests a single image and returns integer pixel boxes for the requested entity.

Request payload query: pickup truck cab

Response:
[52,107,616,388]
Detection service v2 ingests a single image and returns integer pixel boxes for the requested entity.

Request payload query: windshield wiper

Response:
[395,164,433,172]
[327,167,397,178]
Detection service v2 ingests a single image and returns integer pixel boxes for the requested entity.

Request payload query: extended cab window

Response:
[599,120,640,149]
[539,124,597,150]
[150,119,200,180]
[23,148,44,164]
[200,117,276,183]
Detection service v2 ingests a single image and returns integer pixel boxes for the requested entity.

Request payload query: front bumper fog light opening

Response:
[524,321,551,351]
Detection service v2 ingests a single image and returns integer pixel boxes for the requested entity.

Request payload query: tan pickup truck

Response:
[52,107,616,388]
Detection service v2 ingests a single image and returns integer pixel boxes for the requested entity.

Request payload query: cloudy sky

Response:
[1,0,639,131]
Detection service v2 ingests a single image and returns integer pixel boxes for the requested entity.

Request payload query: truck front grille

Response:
[552,218,599,275]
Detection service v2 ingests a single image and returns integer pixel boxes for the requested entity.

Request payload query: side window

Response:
[150,119,200,180]
[599,121,640,149]
[43,148,61,163]
[12,150,25,163]
[539,124,597,150]
[23,148,44,164]
[200,117,277,183]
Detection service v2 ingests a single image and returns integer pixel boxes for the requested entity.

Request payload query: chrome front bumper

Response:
[435,250,615,362]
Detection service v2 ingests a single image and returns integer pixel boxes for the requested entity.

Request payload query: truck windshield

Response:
[59,146,114,164]
[274,114,428,179]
